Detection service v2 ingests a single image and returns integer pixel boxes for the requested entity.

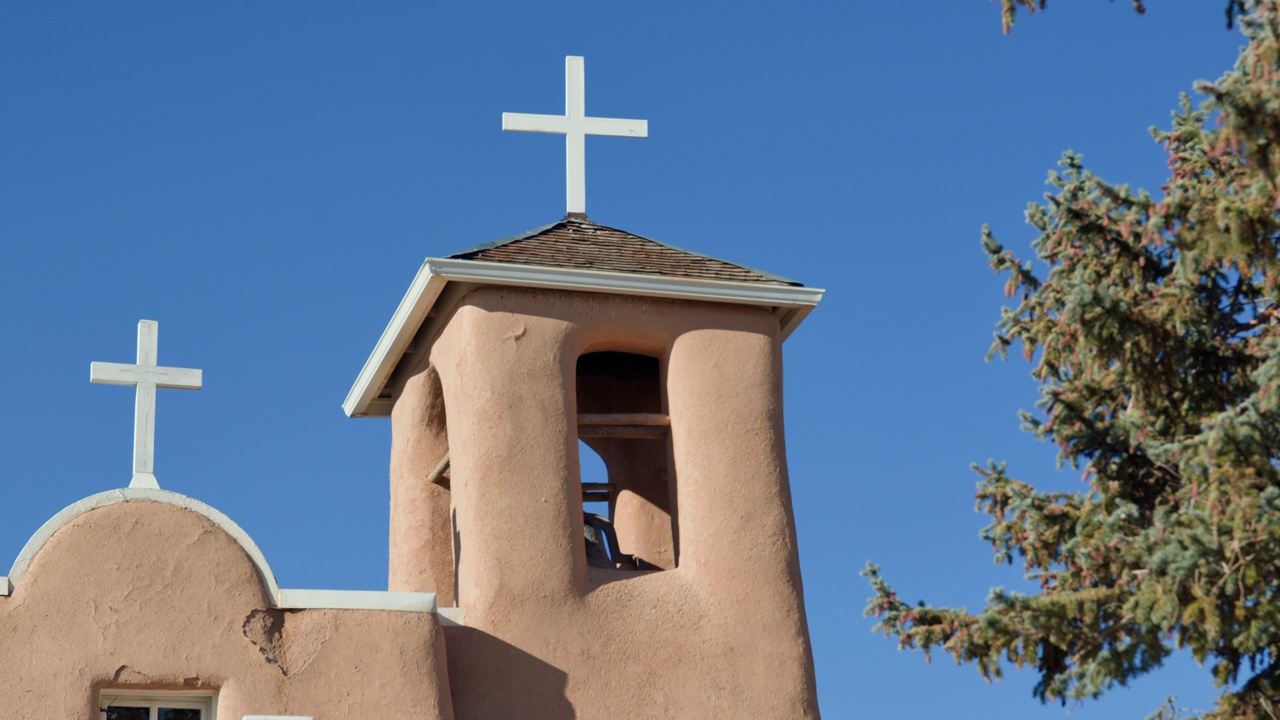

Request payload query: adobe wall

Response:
[395,286,820,719]
[0,499,453,719]
[390,362,456,605]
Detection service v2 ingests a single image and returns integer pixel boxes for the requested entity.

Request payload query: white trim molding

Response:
[438,606,466,627]
[98,689,216,720]
[343,264,448,419]
[8,488,281,602]
[427,258,825,309]
[4,488,445,618]
[343,257,824,418]
[277,588,436,613]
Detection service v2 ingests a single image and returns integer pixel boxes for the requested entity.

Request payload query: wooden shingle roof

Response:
[343,216,824,417]
[447,216,800,287]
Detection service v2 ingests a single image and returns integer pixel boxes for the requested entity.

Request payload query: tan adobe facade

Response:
[0,217,823,719]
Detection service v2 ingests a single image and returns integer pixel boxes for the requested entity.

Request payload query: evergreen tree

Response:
[998,1,1249,34]
[865,2,1280,717]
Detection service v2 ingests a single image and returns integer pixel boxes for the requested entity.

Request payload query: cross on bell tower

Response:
[502,56,648,217]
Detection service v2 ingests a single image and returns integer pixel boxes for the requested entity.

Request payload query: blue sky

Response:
[0,2,1250,717]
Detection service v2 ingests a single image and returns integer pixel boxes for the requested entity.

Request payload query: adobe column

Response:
[430,288,581,616]
[389,352,455,604]
[665,306,821,717]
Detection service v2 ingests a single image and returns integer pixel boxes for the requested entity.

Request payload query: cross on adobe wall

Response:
[90,320,202,489]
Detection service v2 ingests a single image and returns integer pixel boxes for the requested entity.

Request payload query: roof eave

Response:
[342,260,447,418]
[342,258,825,418]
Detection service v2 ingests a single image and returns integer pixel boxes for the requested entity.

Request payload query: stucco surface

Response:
[4,284,819,719]
[396,286,820,719]
[0,499,453,719]
[390,360,457,605]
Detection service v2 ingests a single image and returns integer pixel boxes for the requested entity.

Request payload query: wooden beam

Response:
[579,425,667,439]
[578,413,669,426]
[427,451,451,489]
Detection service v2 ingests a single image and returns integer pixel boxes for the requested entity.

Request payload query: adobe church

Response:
[0,57,823,719]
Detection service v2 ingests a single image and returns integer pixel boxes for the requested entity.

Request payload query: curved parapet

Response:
[0,487,452,718]
[0,487,439,615]
[3,487,281,601]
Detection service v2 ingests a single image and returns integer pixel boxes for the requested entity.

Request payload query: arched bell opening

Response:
[575,351,676,572]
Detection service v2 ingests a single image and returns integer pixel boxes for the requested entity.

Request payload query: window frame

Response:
[99,690,216,720]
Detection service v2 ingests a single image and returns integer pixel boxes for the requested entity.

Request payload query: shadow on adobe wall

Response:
[444,625,574,720]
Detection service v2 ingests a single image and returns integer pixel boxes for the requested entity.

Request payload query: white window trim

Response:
[99,690,216,720]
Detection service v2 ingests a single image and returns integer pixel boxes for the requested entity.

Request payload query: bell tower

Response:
[342,56,825,719]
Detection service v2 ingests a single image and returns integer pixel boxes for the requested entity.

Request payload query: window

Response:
[100,692,214,720]
[575,351,676,571]
[579,440,611,519]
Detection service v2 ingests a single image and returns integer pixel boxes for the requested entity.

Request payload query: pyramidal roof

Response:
[343,216,823,418]
[447,215,801,287]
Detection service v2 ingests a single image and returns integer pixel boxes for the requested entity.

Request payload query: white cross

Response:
[90,320,202,489]
[502,56,648,216]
